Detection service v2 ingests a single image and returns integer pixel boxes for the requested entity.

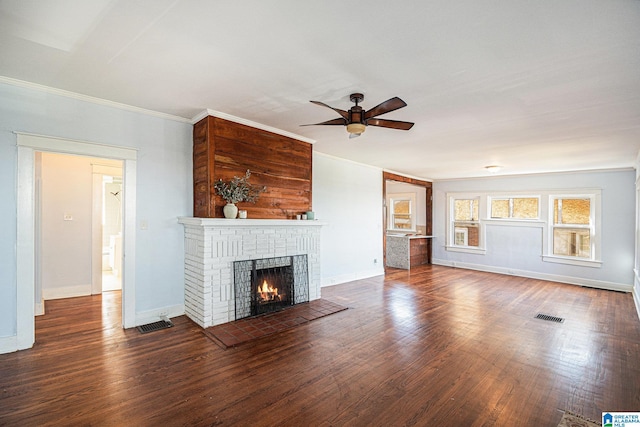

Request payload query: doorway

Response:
[382,172,433,269]
[16,133,137,350]
[36,152,124,307]
[94,164,124,294]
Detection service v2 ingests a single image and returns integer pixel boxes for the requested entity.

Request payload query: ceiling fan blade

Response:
[367,118,414,130]
[310,101,349,120]
[364,97,407,119]
[301,117,347,126]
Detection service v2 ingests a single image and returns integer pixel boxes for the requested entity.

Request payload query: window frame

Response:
[543,191,602,267]
[388,192,417,232]
[487,195,541,221]
[446,194,486,254]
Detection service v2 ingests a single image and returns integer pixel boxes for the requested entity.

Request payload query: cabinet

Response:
[410,237,429,267]
[386,235,433,269]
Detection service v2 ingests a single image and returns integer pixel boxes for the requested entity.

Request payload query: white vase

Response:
[223,203,238,219]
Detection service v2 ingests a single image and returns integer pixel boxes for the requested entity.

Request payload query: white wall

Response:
[313,153,385,286]
[40,153,94,299]
[0,80,192,352]
[433,169,636,291]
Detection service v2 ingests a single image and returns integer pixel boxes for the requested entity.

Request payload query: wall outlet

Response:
[63,213,73,221]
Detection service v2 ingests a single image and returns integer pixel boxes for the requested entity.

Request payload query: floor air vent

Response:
[535,313,565,323]
[137,319,173,334]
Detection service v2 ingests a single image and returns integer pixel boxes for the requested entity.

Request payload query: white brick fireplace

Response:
[178,217,325,328]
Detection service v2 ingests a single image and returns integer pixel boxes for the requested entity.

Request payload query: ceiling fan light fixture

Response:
[346,123,366,135]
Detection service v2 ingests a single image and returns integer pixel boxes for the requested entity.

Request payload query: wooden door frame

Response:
[382,171,432,269]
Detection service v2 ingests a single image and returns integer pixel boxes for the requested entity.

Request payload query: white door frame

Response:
[16,132,137,350]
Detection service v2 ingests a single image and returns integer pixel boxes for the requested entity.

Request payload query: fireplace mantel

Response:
[178,216,326,328]
[178,217,327,227]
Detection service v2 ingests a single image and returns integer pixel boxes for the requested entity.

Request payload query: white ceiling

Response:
[1,0,639,180]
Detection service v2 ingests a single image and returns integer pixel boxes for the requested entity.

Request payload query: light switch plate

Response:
[63,214,73,221]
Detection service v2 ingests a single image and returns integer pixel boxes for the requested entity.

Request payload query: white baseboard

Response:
[42,284,91,300]
[35,299,45,316]
[432,258,633,293]
[135,303,184,327]
[0,335,18,354]
[321,267,385,288]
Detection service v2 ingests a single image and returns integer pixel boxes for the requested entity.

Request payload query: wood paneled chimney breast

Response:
[193,116,313,219]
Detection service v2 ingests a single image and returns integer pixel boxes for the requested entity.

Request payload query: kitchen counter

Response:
[386,234,434,269]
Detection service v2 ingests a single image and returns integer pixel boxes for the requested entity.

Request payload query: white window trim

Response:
[543,191,602,268]
[388,192,417,232]
[487,195,541,220]
[446,194,486,254]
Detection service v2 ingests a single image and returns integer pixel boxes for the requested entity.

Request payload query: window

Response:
[551,197,591,258]
[388,193,416,232]
[545,192,601,266]
[451,197,480,248]
[490,197,539,219]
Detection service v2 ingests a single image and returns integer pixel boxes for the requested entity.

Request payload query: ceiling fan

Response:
[303,93,414,138]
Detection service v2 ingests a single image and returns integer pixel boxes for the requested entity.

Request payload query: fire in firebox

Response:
[257,280,282,303]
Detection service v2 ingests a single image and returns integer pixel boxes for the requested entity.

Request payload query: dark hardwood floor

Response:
[1,265,639,426]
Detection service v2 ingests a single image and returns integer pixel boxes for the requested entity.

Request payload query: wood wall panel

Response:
[193,116,313,219]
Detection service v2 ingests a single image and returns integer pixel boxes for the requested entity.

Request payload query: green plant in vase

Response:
[214,170,266,218]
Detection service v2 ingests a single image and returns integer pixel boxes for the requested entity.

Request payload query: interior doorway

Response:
[36,152,123,309]
[381,172,433,269]
[16,133,137,351]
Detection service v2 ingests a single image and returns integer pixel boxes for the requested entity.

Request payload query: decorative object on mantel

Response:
[213,170,266,219]
[238,210,247,219]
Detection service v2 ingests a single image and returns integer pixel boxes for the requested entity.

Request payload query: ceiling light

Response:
[346,123,366,137]
[485,165,501,173]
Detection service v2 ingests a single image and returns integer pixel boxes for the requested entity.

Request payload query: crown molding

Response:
[192,109,316,144]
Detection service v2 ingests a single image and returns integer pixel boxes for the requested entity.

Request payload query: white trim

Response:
[16,132,138,160]
[122,159,137,328]
[484,219,545,228]
[542,255,602,268]
[14,134,137,353]
[0,76,191,123]
[633,269,640,321]
[444,246,487,255]
[42,285,92,300]
[487,195,541,220]
[388,192,417,232]
[432,259,632,293]
[177,217,327,227]
[191,109,316,144]
[546,191,601,264]
[0,336,18,354]
[135,304,185,327]
[446,194,485,251]
[16,146,35,350]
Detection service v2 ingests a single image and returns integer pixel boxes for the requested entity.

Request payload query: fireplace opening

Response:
[234,255,309,320]
[254,265,293,315]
